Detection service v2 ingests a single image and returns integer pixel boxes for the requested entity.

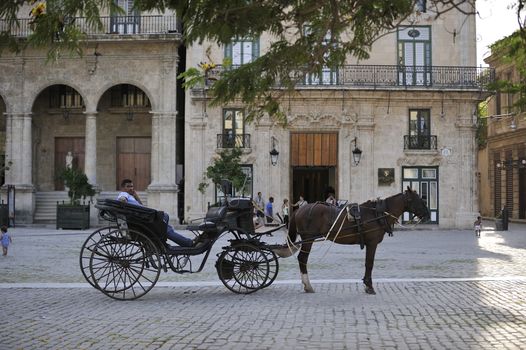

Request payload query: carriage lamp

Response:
[351,137,362,166]
[270,136,279,166]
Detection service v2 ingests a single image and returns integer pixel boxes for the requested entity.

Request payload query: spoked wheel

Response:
[79,226,119,288]
[216,242,270,294]
[89,229,161,300]
[260,247,279,289]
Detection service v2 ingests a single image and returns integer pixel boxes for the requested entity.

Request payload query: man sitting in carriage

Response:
[117,179,200,247]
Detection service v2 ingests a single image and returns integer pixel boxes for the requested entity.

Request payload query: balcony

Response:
[217,134,251,149]
[202,65,494,91]
[1,15,179,37]
[404,135,438,150]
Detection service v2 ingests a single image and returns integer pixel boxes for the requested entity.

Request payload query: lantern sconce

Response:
[270,136,279,166]
[352,137,362,166]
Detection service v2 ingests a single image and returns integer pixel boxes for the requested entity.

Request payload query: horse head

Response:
[403,186,430,222]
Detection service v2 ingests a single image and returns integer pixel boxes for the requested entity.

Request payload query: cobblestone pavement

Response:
[0,221,525,349]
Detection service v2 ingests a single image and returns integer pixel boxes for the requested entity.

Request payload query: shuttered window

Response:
[225,37,260,65]
[397,26,431,86]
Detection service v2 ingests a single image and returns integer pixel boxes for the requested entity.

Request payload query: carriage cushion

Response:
[205,206,227,222]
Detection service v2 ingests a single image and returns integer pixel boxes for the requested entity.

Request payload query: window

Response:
[304,27,338,85]
[110,84,150,107]
[222,109,245,148]
[215,165,253,201]
[225,37,259,65]
[402,166,438,224]
[49,85,84,109]
[397,26,431,86]
[111,0,139,34]
[416,0,427,13]
[407,109,431,149]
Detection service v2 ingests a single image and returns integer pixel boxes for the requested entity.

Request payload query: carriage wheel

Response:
[216,242,270,294]
[260,248,279,289]
[89,229,161,300]
[79,226,119,288]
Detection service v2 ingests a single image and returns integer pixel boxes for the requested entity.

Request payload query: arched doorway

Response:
[97,84,152,191]
[31,84,86,191]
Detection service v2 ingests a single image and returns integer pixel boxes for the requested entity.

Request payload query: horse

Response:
[276,187,430,295]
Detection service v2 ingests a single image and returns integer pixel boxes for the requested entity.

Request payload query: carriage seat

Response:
[204,205,227,223]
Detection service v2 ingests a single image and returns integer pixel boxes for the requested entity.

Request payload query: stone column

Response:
[454,114,478,228]
[148,112,178,218]
[5,112,34,223]
[84,111,97,186]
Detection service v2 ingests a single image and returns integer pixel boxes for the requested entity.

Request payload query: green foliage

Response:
[198,148,246,196]
[58,167,96,205]
[476,101,488,149]
[2,0,480,118]
[487,28,526,113]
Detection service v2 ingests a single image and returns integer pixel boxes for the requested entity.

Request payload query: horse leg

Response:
[298,241,315,293]
[363,244,378,295]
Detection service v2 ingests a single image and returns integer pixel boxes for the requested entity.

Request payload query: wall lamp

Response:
[351,137,362,166]
[270,136,279,166]
[127,106,134,121]
[61,106,70,121]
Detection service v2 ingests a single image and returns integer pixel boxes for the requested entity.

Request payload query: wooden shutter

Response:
[291,133,337,166]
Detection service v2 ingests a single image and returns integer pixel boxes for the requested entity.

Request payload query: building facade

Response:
[185,1,494,228]
[479,34,526,221]
[0,4,184,224]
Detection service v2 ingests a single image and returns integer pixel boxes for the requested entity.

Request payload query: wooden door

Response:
[290,132,337,166]
[116,137,151,191]
[55,137,85,190]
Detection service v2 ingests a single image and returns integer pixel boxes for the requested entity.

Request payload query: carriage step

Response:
[166,240,212,256]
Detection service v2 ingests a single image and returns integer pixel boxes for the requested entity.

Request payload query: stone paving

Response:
[0,221,525,349]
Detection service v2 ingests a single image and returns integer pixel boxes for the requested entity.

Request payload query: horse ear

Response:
[406,186,412,193]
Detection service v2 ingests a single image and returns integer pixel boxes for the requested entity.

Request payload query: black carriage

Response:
[79,198,284,300]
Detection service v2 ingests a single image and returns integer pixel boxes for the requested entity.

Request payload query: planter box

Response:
[495,218,504,231]
[57,204,90,230]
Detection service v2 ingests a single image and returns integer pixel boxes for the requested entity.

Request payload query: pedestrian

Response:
[326,193,336,206]
[265,197,274,224]
[254,191,265,225]
[474,216,482,237]
[1,226,12,256]
[282,198,289,227]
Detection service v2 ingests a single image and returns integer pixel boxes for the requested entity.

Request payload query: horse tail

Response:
[272,210,299,258]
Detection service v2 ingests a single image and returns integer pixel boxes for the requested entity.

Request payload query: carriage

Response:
[79,198,285,300]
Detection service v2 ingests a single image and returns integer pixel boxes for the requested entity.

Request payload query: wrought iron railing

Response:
[404,135,438,150]
[205,65,494,90]
[1,15,179,37]
[217,134,251,149]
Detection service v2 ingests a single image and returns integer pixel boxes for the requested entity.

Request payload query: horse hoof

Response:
[365,287,376,295]
[303,286,315,293]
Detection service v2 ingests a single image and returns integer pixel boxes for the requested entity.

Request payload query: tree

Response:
[58,167,96,205]
[2,0,479,122]
[198,147,247,198]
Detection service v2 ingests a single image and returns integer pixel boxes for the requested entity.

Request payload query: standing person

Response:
[474,216,482,237]
[282,198,290,228]
[265,197,274,224]
[254,192,265,224]
[292,195,307,209]
[1,226,12,256]
[118,179,198,247]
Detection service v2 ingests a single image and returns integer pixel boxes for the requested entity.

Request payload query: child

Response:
[474,216,482,237]
[1,226,12,256]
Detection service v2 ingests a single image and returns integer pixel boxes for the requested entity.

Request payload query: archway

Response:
[31,84,86,191]
[97,84,152,191]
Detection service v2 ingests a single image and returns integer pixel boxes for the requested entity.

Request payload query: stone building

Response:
[185,1,494,228]
[479,33,526,221]
[0,4,184,224]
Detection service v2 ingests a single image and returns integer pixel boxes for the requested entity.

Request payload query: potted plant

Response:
[56,167,95,229]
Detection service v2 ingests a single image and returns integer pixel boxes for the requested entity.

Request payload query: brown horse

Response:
[277,187,430,294]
